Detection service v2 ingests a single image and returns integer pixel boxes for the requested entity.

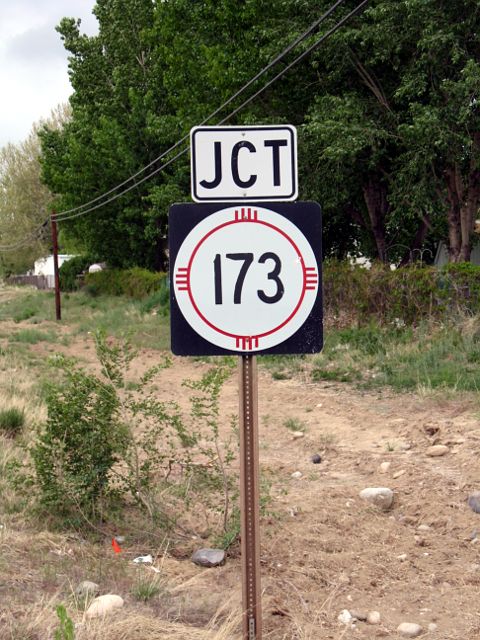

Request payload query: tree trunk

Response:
[398,213,431,267]
[445,133,480,263]
[362,174,389,262]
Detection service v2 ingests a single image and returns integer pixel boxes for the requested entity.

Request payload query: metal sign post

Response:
[239,355,262,640]
[171,124,322,640]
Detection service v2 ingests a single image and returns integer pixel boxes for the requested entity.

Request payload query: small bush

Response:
[0,408,25,437]
[10,329,55,344]
[59,255,96,291]
[13,307,36,323]
[31,353,125,517]
[27,333,238,539]
[323,260,480,326]
[85,268,167,300]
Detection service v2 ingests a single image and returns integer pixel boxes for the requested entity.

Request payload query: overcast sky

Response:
[0,0,98,148]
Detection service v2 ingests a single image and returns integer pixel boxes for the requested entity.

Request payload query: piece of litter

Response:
[111,538,122,554]
[133,554,153,564]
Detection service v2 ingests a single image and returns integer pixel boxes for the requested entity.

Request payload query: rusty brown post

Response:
[51,212,61,321]
[239,354,262,639]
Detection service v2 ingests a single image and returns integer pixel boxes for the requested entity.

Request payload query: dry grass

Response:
[77,616,240,640]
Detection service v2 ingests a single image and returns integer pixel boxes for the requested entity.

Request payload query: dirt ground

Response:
[2,318,480,639]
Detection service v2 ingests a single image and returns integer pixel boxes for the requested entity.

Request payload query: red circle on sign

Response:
[186,218,307,341]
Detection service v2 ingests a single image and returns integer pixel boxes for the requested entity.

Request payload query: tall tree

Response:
[0,105,70,275]
[302,0,480,263]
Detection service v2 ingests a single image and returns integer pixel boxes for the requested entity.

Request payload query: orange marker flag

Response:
[111,538,122,554]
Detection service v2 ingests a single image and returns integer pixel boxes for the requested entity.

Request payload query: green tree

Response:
[38,0,330,268]
[302,0,480,263]
[41,0,480,264]
[0,105,69,274]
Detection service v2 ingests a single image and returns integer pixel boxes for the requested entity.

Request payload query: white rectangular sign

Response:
[190,125,297,202]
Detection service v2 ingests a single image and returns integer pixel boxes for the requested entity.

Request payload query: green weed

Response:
[53,605,75,640]
[131,574,164,602]
[0,408,25,436]
[9,329,55,344]
[283,417,307,432]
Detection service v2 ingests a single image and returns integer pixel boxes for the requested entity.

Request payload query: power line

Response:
[55,0,369,224]
[52,0,348,220]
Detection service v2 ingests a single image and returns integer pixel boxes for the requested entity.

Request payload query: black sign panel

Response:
[169,201,322,356]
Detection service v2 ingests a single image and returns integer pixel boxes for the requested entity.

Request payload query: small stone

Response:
[311,454,322,464]
[85,595,124,619]
[75,581,100,599]
[292,431,304,440]
[428,623,438,632]
[426,445,449,457]
[338,610,353,625]
[359,487,394,511]
[468,492,480,514]
[191,548,225,567]
[393,469,407,479]
[399,442,412,451]
[379,462,391,473]
[366,610,381,625]
[350,610,367,621]
[397,553,408,562]
[417,524,430,532]
[291,471,303,479]
[397,622,423,637]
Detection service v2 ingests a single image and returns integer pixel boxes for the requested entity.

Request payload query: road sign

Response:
[170,201,322,355]
[190,125,297,202]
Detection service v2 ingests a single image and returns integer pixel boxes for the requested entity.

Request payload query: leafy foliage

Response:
[323,261,480,326]
[0,408,25,437]
[28,331,238,540]
[59,255,96,291]
[31,352,124,517]
[84,267,167,299]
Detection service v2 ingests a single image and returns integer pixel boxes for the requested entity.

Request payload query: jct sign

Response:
[169,201,322,356]
[190,125,297,202]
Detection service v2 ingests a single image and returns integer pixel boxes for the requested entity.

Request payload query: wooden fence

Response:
[6,275,54,290]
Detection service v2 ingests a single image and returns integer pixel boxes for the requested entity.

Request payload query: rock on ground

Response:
[338,610,353,625]
[359,487,394,511]
[191,548,225,567]
[468,492,480,514]
[426,445,449,457]
[75,581,100,599]
[85,594,124,619]
[366,610,381,624]
[397,622,423,637]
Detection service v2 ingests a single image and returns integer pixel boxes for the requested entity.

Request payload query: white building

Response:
[33,255,76,276]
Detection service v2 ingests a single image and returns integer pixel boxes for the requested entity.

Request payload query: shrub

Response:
[28,333,238,538]
[0,408,25,437]
[59,255,96,291]
[323,260,480,326]
[31,354,124,517]
[85,268,167,300]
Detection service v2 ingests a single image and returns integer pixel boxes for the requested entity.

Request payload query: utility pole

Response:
[51,212,61,321]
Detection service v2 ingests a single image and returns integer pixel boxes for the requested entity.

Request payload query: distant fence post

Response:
[51,212,61,321]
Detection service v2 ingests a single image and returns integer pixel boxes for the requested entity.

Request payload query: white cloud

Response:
[0,0,98,147]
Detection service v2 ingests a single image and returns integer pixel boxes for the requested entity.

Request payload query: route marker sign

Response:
[169,201,322,356]
[173,124,322,640]
[190,125,297,202]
